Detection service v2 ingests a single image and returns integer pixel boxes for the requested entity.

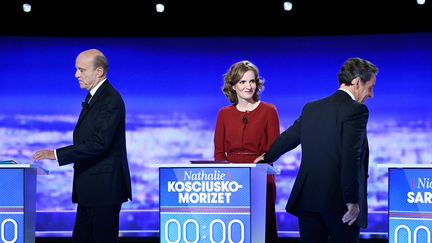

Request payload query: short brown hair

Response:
[222,60,264,104]
[93,54,109,75]
[338,57,378,86]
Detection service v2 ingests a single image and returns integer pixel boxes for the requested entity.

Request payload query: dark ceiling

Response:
[1,0,431,36]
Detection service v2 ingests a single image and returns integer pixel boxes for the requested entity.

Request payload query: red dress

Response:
[214,101,280,242]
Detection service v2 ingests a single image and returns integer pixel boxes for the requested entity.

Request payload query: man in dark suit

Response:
[33,49,132,243]
[259,57,378,243]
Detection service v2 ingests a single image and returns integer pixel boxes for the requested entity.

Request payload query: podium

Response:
[159,163,279,243]
[382,164,432,243]
[0,164,48,243]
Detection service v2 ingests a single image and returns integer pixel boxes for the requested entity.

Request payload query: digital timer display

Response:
[161,214,250,243]
[160,167,251,243]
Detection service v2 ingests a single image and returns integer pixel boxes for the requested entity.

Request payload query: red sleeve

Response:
[214,109,227,161]
[266,104,281,150]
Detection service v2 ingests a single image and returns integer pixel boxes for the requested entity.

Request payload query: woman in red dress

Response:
[214,60,280,242]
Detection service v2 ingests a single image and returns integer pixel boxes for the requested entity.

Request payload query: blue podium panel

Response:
[160,167,252,243]
[389,168,432,243]
[0,164,46,243]
[0,169,25,243]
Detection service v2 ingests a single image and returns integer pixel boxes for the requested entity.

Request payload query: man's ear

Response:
[96,67,104,77]
[351,77,360,87]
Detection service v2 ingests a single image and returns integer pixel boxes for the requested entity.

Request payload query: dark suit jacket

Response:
[57,81,132,207]
[264,90,369,228]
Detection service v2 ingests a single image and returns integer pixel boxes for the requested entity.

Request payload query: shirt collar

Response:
[338,87,355,100]
[90,79,106,96]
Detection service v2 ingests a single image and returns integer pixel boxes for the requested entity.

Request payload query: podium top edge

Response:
[375,163,432,168]
[0,164,49,175]
[158,163,280,174]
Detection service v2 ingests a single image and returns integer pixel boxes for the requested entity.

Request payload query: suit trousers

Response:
[297,210,360,243]
[72,203,122,243]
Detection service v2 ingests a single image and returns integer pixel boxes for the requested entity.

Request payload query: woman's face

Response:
[233,70,257,102]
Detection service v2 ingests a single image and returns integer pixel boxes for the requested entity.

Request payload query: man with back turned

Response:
[33,49,132,243]
[259,57,378,243]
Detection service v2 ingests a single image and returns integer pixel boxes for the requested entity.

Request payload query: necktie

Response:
[82,93,92,109]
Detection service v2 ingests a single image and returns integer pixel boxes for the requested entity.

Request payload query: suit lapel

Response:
[76,81,110,126]
[77,106,88,125]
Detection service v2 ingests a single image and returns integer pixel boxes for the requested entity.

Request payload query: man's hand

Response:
[342,203,360,225]
[32,149,56,161]
[254,153,265,163]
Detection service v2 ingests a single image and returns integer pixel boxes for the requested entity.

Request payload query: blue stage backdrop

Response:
[0,33,431,238]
